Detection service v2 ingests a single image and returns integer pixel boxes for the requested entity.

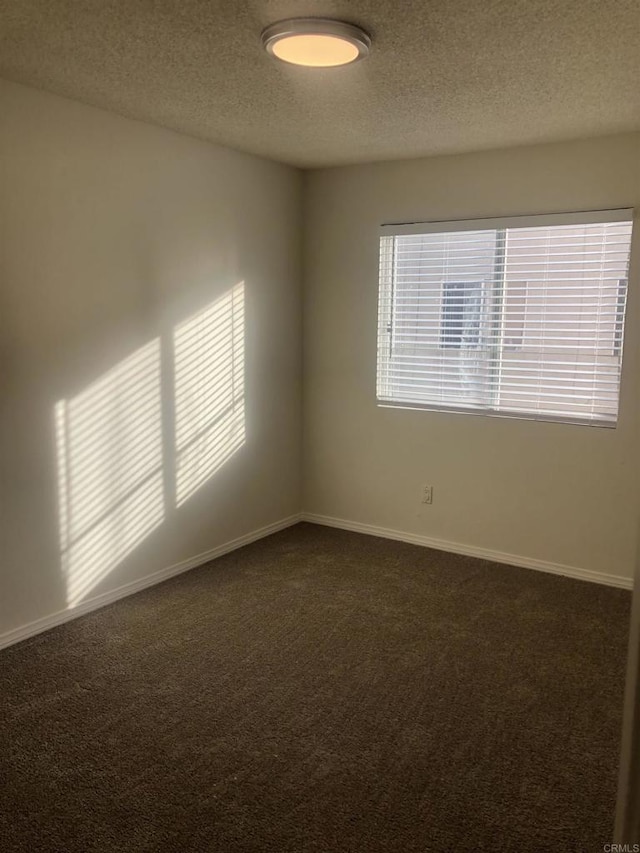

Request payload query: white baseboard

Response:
[0,513,302,652]
[301,512,633,590]
[3,510,630,652]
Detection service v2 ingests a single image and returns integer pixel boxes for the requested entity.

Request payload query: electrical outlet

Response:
[422,485,433,505]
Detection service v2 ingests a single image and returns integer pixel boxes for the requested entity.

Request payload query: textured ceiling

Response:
[0,0,639,168]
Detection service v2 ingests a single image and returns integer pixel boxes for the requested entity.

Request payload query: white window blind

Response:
[377,210,634,426]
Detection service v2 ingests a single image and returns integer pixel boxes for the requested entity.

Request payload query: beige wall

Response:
[0,80,302,637]
[302,134,640,579]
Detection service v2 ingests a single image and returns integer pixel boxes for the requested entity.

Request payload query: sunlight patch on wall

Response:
[55,341,165,607]
[174,282,246,506]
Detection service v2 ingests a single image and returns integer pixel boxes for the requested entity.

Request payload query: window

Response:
[377,210,634,426]
[440,281,484,348]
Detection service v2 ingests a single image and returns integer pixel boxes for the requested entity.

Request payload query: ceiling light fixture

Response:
[261,18,371,68]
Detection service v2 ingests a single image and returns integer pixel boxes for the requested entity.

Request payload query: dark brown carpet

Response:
[0,523,630,852]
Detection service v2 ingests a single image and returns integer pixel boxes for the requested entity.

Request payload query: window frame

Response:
[377,208,634,428]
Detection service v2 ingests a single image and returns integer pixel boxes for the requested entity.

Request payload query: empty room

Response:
[1,1,639,851]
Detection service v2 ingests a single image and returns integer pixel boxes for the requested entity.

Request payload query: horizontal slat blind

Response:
[377,211,634,425]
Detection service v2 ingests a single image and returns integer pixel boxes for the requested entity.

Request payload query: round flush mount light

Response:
[261,18,371,68]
